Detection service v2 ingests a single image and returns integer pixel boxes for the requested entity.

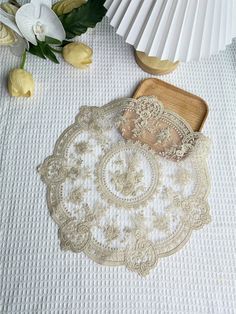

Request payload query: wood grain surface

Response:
[133,78,208,131]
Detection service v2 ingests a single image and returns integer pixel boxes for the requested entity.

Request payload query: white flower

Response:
[15,0,66,45]
[0,0,66,49]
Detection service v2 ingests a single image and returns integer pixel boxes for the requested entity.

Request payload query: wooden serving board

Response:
[133,78,208,131]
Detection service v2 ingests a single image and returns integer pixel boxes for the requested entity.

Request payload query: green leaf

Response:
[45,36,62,45]
[28,43,46,59]
[39,42,59,64]
[28,41,60,63]
[59,0,107,39]
[60,40,72,47]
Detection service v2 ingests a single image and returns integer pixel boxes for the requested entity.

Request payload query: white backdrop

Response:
[105,0,236,62]
[0,10,236,314]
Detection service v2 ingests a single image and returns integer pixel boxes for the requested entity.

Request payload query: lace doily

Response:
[120,96,200,161]
[38,97,211,276]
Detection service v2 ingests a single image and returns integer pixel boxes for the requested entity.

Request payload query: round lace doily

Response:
[38,97,211,276]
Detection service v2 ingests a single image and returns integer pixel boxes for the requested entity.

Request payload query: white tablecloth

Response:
[0,14,236,314]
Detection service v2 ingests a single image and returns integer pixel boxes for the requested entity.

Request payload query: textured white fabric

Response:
[0,12,236,314]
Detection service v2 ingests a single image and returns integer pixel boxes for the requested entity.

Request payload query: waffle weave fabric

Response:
[0,7,236,314]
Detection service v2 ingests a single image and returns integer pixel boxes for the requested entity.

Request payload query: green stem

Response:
[20,50,26,69]
[50,47,62,53]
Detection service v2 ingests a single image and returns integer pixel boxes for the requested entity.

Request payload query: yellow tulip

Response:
[8,69,34,97]
[62,42,92,69]
[0,3,18,15]
[53,0,87,16]
[0,3,18,46]
[0,22,16,45]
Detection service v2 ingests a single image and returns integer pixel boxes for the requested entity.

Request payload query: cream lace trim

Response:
[38,97,211,276]
[119,96,201,161]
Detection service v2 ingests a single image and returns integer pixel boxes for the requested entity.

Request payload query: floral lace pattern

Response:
[110,153,144,196]
[96,141,160,209]
[119,96,201,161]
[38,97,211,276]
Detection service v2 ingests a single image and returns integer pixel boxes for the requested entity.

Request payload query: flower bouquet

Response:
[0,0,106,97]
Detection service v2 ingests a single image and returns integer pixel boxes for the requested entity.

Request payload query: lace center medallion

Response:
[96,141,160,209]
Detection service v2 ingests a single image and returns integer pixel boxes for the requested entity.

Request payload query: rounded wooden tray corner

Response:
[133,78,209,132]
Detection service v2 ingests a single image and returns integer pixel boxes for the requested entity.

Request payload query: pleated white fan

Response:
[105,0,236,63]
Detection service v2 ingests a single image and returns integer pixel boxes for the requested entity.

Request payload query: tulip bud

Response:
[62,42,92,69]
[0,3,18,46]
[8,69,34,97]
[0,3,18,15]
[0,22,16,45]
[53,0,87,16]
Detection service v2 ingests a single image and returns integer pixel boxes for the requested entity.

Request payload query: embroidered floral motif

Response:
[68,186,90,205]
[135,96,163,118]
[76,106,110,147]
[76,106,102,132]
[110,154,145,197]
[74,141,92,154]
[75,202,108,226]
[156,127,171,144]
[66,158,91,181]
[96,141,160,209]
[171,168,191,185]
[103,222,120,242]
[131,97,163,137]
[152,212,170,233]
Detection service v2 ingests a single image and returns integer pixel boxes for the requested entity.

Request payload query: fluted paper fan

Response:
[105,0,236,62]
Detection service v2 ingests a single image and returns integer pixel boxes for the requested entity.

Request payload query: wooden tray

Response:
[133,78,208,131]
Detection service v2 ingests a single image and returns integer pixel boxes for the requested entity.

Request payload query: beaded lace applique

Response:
[38,97,211,276]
